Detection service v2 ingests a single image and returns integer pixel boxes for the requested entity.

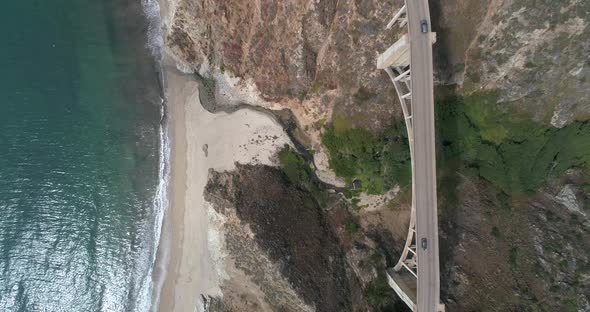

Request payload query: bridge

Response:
[377,1,444,311]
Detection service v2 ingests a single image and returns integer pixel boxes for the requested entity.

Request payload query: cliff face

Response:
[435,0,590,128]
[161,0,412,200]
[441,170,590,311]
[162,0,590,311]
[431,0,590,311]
[434,0,590,310]
[164,0,590,129]
[165,0,386,94]
[205,165,350,312]
[162,0,402,133]
[204,165,397,311]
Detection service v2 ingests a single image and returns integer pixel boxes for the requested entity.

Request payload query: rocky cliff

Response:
[435,0,590,310]
[161,0,590,311]
[435,0,590,128]
[204,164,400,311]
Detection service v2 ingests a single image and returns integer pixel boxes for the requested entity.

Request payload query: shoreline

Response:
[155,64,221,312]
[153,57,294,311]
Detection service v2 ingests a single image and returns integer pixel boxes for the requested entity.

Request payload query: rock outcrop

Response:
[441,170,590,311]
[435,0,590,127]
[204,164,396,311]
[205,165,350,311]
[161,0,590,311]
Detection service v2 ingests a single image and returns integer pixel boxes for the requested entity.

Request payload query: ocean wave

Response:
[142,0,164,59]
[136,1,168,311]
[136,100,169,312]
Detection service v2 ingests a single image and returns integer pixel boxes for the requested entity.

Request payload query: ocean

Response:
[0,0,167,311]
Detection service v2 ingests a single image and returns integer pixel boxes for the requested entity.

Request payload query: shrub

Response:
[509,247,519,269]
[278,145,310,186]
[322,123,411,195]
[310,79,322,94]
[436,92,590,195]
[354,86,376,102]
[344,218,359,234]
[364,274,391,306]
[491,226,501,238]
[278,146,328,206]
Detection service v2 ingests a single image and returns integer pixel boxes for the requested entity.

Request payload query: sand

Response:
[155,67,293,312]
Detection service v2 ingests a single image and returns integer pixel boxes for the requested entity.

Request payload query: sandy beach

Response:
[155,66,292,312]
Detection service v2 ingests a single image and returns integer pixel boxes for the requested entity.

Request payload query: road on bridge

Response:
[406,1,441,311]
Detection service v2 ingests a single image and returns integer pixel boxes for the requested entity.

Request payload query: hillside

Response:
[161,0,590,311]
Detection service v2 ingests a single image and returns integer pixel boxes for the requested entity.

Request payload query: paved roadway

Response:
[406,1,441,311]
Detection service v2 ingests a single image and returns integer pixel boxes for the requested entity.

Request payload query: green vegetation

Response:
[310,79,322,94]
[437,92,590,195]
[363,274,392,307]
[363,273,409,311]
[565,299,579,312]
[322,90,589,201]
[322,123,411,195]
[509,247,519,269]
[332,116,353,133]
[354,86,376,102]
[278,146,328,206]
[344,218,360,234]
[298,91,307,102]
[196,75,217,111]
[491,226,501,238]
[279,145,310,185]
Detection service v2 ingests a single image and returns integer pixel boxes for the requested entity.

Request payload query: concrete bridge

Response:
[377,2,444,311]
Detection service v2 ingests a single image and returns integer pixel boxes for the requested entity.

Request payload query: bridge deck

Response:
[379,1,443,311]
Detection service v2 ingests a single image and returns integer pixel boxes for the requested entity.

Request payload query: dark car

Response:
[420,20,428,33]
[421,238,428,250]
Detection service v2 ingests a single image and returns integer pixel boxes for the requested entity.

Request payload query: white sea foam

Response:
[136,1,169,311]
[142,0,164,60]
[136,100,170,312]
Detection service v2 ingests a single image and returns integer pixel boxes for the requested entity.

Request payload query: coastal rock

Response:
[204,165,351,312]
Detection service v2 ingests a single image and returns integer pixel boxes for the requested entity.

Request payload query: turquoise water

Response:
[0,1,164,311]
